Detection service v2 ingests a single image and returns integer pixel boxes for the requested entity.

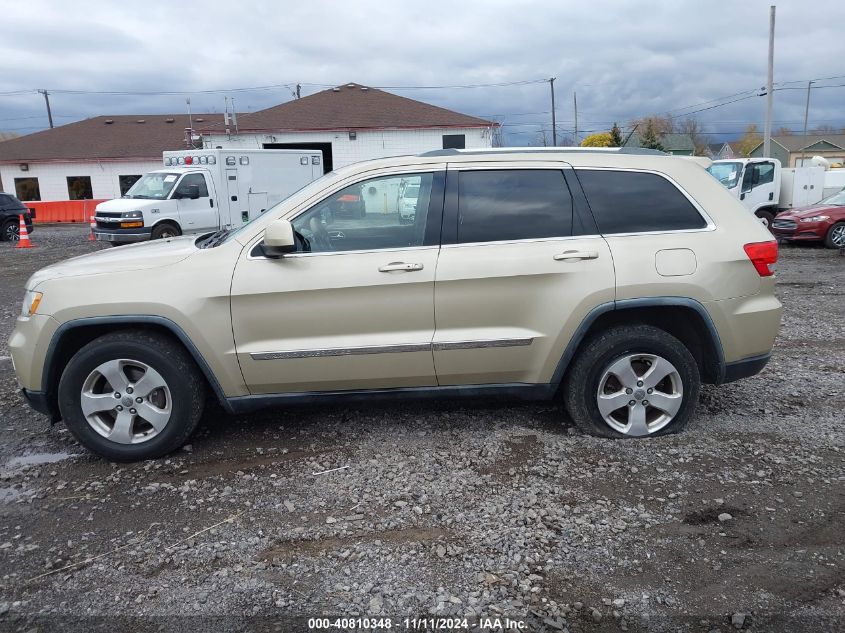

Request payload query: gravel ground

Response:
[0,226,843,632]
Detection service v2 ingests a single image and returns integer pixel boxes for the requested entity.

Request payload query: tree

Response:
[580,132,613,147]
[629,115,674,136]
[737,123,762,156]
[811,124,837,134]
[0,131,19,142]
[677,117,710,156]
[609,122,623,147]
[638,120,665,151]
[776,126,793,136]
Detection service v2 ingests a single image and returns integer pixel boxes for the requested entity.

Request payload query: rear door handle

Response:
[378,262,424,272]
[554,250,599,261]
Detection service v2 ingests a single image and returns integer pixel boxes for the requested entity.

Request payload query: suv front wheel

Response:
[58,331,205,461]
[564,325,700,438]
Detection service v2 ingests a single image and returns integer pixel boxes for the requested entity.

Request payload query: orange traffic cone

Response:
[15,214,34,249]
[88,213,96,241]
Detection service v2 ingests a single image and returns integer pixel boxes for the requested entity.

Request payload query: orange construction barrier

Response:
[25,199,107,224]
[15,215,35,249]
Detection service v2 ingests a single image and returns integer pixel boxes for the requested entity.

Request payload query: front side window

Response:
[754,162,775,186]
[67,176,93,200]
[577,170,707,234]
[292,173,435,253]
[124,172,180,200]
[457,170,573,243]
[14,177,40,202]
[173,173,209,198]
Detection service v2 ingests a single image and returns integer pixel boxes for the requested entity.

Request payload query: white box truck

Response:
[706,157,824,227]
[94,148,323,244]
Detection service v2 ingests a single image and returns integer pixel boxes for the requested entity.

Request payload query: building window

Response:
[119,175,142,196]
[14,177,41,201]
[442,134,466,150]
[67,176,93,200]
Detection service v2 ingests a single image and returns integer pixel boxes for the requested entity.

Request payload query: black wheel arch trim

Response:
[41,315,233,416]
[550,297,729,386]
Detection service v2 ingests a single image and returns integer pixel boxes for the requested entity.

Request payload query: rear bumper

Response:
[722,353,771,383]
[94,227,151,243]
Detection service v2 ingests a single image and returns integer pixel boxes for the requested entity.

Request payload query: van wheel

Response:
[1,219,19,242]
[563,325,700,439]
[824,222,845,248]
[756,210,775,230]
[57,331,205,461]
[151,222,181,240]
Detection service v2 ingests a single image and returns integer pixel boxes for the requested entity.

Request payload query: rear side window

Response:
[457,170,573,243]
[577,170,707,234]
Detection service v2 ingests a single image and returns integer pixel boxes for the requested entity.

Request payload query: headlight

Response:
[120,211,143,219]
[21,290,43,317]
[800,215,829,222]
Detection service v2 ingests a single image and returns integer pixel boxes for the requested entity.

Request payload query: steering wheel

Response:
[308,217,333,252]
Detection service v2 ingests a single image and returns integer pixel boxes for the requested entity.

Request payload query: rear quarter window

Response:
[576,169,707,234]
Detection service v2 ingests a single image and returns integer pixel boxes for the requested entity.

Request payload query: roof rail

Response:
[419,147,668,157]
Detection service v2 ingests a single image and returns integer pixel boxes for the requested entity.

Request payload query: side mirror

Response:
[186,184,200,200]
[261,219,297,258]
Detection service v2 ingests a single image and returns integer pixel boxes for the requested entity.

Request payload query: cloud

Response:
[1,0,843,143]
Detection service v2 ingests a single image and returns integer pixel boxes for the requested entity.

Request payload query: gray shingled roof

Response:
[0,113,214,162]
[198,83,495,133]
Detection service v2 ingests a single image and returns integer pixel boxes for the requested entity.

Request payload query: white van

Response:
[94,149,323,244]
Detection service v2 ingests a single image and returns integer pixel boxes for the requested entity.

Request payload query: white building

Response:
[0,84,496,205]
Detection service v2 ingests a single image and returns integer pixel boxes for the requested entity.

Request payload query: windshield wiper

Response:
[199,229,231,249]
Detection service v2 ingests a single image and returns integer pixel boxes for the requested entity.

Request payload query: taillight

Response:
[743,240,778,277]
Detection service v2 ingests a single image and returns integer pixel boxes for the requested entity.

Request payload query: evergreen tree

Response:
[639,121,665,152]
[609,122,623,147]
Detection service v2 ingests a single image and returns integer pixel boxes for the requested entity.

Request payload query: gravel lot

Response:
[0,226,843,632]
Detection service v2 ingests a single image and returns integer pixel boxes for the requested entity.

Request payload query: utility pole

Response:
[38,89,54,128]
[549,78,557,146]
[573,92,578,146]
[762,5,775,157]
[801,80,814,165]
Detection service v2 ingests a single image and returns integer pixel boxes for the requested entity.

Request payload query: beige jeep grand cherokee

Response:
[9,148,782,461]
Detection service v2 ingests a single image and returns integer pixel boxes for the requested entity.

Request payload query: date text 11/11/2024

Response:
[307,617,527,630]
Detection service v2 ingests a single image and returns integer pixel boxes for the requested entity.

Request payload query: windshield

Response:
[124,172,181,199]
[822,188,845,206]
[706,162,743,189]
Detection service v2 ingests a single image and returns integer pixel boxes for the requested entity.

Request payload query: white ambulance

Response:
[94,148,323,244]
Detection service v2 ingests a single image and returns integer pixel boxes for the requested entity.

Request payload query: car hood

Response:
[96,198,164,212]
[26,235,199,289]
[779,204,844,219]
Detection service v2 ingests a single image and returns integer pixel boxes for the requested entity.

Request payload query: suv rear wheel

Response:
[57,331,205,461]
[564,325,700,438]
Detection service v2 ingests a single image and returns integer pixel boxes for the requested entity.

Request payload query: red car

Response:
[772,189,845,248]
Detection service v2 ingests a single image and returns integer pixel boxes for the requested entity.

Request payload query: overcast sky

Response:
[2,0,844,145]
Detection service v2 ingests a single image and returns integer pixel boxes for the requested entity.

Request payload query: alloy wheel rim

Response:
[832,225,845,247]
[6,225,18,242]
[80,359,172,444]
[596,353,683,437]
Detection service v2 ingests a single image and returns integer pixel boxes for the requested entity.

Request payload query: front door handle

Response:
[554,250,599,261]
[378,262,424,272]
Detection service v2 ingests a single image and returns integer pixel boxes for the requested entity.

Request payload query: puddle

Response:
[3,451,79,471]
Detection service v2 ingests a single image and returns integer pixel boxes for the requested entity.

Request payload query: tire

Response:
[57,331,205,461]
[563,324,700,439]
[756,210,775,230]
[824,221,845,249]
[1,219,19,242]
[150,222,181,240]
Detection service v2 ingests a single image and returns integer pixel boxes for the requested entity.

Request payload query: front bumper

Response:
[94,227,152,243]
[771,219,827,242]
[21,388,57,419]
